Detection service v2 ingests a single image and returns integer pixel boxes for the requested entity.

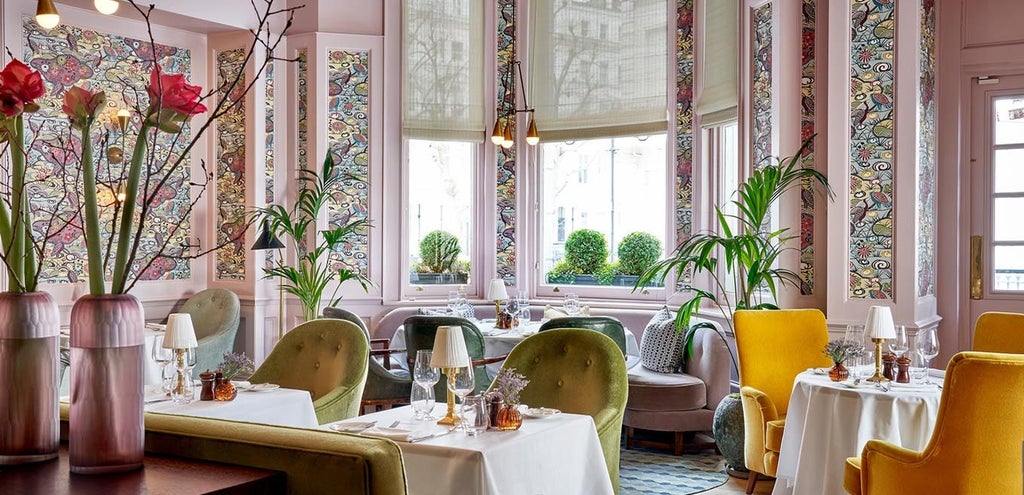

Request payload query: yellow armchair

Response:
[973,311,1024,353]
[734,309,831,494]
[844,351,1024,495]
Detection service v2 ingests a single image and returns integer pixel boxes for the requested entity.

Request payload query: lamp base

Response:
[865,338,890,383]
[437,368,460,425]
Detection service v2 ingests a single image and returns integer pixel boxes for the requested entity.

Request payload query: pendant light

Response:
[35,0,60,29]
[94,0,120,15]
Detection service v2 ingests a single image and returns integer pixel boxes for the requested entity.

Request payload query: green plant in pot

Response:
[414,230,467,284]
[547,229,608,284]
[615,231,662,286]
[256,152,373,323]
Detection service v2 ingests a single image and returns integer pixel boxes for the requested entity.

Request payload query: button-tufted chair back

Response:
[403,315,491,396]
[323,306,412,410]
[179,288,240,375]
[496,328,629,492]
[248,319,368,424]
[538,316,628,355]
[972,311,1024,354]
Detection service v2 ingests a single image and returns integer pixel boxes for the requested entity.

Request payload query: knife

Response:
[408,426,458,443]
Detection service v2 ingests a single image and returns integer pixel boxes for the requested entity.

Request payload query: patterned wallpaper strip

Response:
[495,0,517,286]
[799,0,816,295]
[675,0,695,248]
[848,0,895,299]
[326,49,371,275]
[265,59,276,269]
[215,48,247,281]
[917,0,937,297]
[297,50,308,180]
[751,3,773,169]
[23,17,191,283]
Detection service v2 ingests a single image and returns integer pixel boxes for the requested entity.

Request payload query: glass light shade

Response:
[864,305,897,339]
[486,278,509,301]
[430,326,470,368]
[163,313,198,349]
[490,119,505,145]
[525,118,539,145]
[94,0,119,15]
[501,123,514,148]
[35,0,59,29]
[116,108,130,132]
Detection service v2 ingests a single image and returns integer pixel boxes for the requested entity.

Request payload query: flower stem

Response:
[110,122,152,294]
[80,123,106,295]
[8,116,27,291]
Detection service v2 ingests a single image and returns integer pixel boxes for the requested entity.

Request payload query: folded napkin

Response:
[543,304,590,319]
[359,426,413,441]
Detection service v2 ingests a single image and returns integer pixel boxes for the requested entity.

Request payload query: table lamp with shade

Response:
[163,313,199,403]
[864,305,896,383]
[486,278,508,319]
[430,325,471,425]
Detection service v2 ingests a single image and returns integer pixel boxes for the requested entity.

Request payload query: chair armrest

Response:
[740,385,778,474]
[369,348,405,370]
[472,355,508,366]
[859,439,928,492]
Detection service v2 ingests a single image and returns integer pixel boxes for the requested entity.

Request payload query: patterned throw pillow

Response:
[640,306,685,373]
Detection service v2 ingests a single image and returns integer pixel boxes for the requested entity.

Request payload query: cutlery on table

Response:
[389,420,401,428]
[408,426,458,443]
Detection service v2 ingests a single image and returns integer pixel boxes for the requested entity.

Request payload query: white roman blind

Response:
[531,0,669,141]
[695,0,738,125]
[402,0,484,141]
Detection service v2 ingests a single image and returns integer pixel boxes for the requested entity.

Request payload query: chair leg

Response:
[625,427,635,450]
[673,432,684,456]
[745,471,759,494]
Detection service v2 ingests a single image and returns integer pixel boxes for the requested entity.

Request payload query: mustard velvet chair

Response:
[248,319,368,424]
[323,307,412,411]
[495,329,629,492]
[179,288,240,375]
[972,311,1024,353]
[734,309,831,494]
[843,351,1024,495]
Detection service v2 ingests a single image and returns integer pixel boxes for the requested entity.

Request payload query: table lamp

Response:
[430,325,471,425]
[486,278,508,319]
[864,305,896,383]
[163,313,199,403]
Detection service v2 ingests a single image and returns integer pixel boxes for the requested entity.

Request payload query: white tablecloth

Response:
[772,370,943,495]
[391,320,640,375]
[328,405,614,495]
[145,386,319,428]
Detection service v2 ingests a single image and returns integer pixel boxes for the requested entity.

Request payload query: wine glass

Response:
[844,325,866,379]
[410,382,435,420]
[915,327,940,384]
[413,351,440,419]
[889,325,909,358]
[447,291,461,315]
[151,335,174,393]
[563,293,580,316]
[446,367,475,428]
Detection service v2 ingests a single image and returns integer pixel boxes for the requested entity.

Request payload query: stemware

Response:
[151,335,174,393]
[169,347,198,404]
[563,293,580,316]
[447,291,461,315]
[462,395,489,436]
[888,325,909,358]
[413,350,440,419]
[410,383,436,420]
[844,325,866,379]
[446,367,475,427]
[915,327,940,384]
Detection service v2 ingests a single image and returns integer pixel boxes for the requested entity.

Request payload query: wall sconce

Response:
[35,0,60,29]
[491,59,539,148]
[94,0,120,15]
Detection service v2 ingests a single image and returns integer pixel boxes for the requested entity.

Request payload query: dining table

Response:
[389,319,641,375]
[772,368,944,495]
[326,404,614,495]
[143,384,320,429]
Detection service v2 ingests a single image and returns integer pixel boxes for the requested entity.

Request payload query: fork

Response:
[389,420,401,428]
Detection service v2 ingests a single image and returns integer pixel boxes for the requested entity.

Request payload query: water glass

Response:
[915,327,940,384]
[410,384,436,420]
[889,325,909,358]
[563,293,580,316]
[462,395,489,436]
[152,335,174,393]
[447,367,475,425]
[447,291,460,315]
[414,350,440,388]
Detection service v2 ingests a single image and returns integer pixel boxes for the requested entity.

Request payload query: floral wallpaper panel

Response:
[496,0,517,285]
[751,3,773,169]
[849,0,895,299]
[264,59,276,269]
[800,0,816,295]
[297,50,308,180]
[326,49,370,275]
[23,18,192,283]
[215,48,247,281]
[676,0,695,248]
[917,0,936,297]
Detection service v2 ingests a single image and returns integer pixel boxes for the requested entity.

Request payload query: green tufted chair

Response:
[179,288,241,375]
[403,315,506,397]
[248,319,368,424]
[538,316,628,355]
[323,307,412,411]
[496,329,629,492]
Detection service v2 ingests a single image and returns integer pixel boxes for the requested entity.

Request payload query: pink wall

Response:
[289,0,384,35]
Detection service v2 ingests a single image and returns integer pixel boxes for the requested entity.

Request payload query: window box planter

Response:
[411,273,469,285]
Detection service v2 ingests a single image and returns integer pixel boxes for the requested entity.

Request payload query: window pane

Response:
[993,245,1024,291]
[408,139,473,285]
[540,135,666,287]
[994,148,1024,193]
[994,198,1024,241]
[994,97,1024,146]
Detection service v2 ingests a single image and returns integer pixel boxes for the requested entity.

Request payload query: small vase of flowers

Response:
[214,352,254,401]
[823,340,863,382]
[491,368,529,430]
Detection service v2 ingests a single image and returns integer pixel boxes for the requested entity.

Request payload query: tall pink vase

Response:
[69,294,145,474]
[0,291,60,465]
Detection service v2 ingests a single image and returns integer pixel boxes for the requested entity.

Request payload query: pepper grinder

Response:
[882,353,897,381]
[895,356,912,383]
[199,370,216,401]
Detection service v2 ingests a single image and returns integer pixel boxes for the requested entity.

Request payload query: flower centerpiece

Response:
[213,352,255,401]
[823,339,864,382]
[491,367,529,430]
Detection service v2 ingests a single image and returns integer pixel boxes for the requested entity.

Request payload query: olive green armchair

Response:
[323,306,412,411]
[179,288,240,375]
[538,316,627,355]
[403,315,506,397]
[248,319,368,424]
[495,329,629,492]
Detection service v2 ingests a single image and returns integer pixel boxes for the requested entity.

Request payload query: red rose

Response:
[0,89,24,118]
[0,59,45,106]
[147,67,207,116]
[62,86,106,130]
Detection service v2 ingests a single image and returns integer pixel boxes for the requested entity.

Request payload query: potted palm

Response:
[635,136,832,472]
[256,153,372,323]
